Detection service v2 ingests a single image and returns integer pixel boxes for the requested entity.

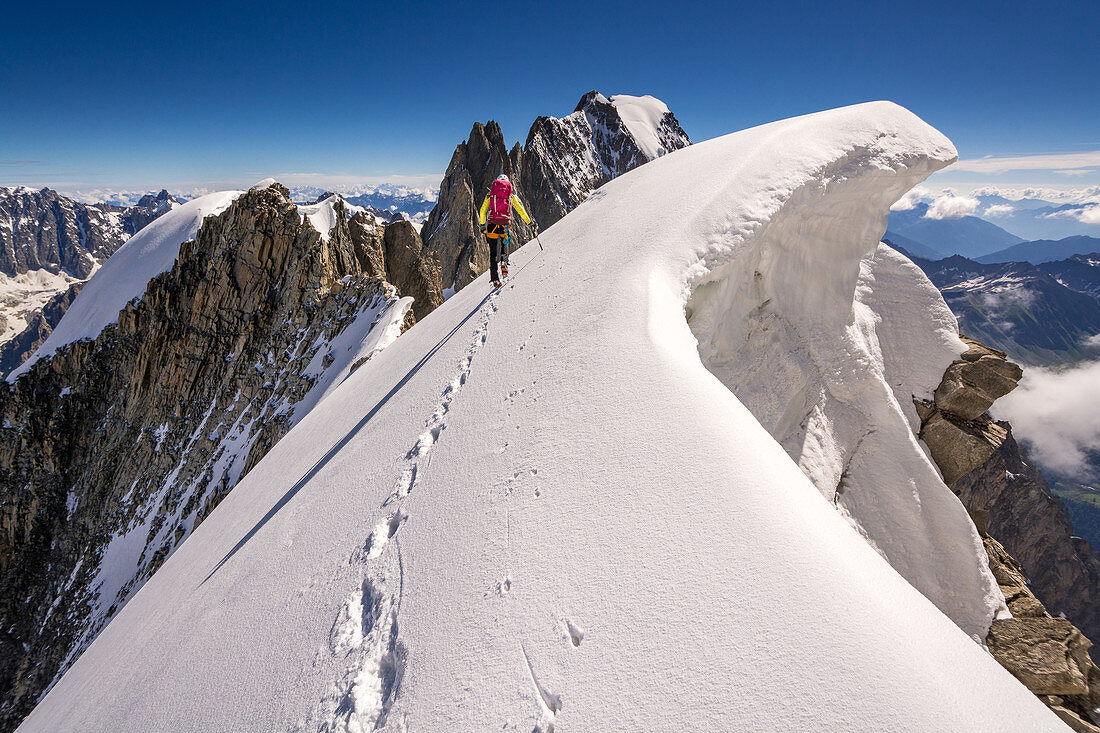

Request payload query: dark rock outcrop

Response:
[0,185,427,729]
[984,529,1100,731]
[419,121,528,291]
[932,339,1023,420]
[381,220,443,322]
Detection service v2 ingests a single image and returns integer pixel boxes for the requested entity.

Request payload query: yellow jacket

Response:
[479,190,532,227]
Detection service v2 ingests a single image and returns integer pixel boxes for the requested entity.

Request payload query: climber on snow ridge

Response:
[479,174,535,287]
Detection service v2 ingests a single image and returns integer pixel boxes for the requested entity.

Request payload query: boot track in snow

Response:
[311,284,505,730]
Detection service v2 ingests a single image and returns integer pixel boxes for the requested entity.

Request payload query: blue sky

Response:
[2,0,1097,197]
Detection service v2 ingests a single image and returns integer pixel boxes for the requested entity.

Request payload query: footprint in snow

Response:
[565,619,584,647]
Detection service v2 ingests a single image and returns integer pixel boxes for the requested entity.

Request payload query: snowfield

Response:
[21,102,1065,731]
[608,93,677,158]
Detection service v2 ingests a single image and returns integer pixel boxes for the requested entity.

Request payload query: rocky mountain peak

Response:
[573,89,608,112]
[419,120,526,291]
[420,91,691,293]
[135,189,176,209]
[0,181,443,728]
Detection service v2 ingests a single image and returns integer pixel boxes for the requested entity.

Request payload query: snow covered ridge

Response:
[23,102,1066,730]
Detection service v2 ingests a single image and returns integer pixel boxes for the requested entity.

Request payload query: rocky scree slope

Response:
[0,184,440,730]
[419,91,690,292]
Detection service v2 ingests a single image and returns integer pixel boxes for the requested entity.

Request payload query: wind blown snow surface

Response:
[7,190,244,379]
[22,102,1063,731]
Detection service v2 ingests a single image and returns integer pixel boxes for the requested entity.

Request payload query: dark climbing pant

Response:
[486,223,509,281]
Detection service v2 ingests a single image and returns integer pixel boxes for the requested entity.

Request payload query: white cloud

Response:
[1056,169,1094,177]
[997,360,1100,480]
[1079,206,1100,225]
[58,174,443,207]
[1041,205,1100,225]
[982,288,1036,310]
[924,193,980,219]
[1084,333,1100,349]
[953,150,1100,174]
[983,204,1015,217]
[269,172,442,191]
[890,185,933,211]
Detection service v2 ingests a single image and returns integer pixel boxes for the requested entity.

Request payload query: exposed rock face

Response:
[932,339,1023,420]
[919,336,1100,730]
[0,283,82,377]
[419,121,528,291]
[0,185,434,729]
[0,186,178,279]
[381,220,443,321]
[983,531,1100,731]
[521,91,691,229]
[420,92,690,293]
[956,432,1100,648]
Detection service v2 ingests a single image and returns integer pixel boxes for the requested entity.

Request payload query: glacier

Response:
[20,102,1065,731]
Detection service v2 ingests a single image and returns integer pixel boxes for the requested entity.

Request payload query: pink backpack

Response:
[488,178,513,224]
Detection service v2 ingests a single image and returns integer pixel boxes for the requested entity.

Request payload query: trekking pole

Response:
[534,227,544,251]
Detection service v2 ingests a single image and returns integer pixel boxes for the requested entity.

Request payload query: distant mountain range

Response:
[288,185,437,223]
[887,202,1024,259]
[889,243,1100,366]
[888,202,1100,265]
[976,235,1100,264]
[976,194,1100,241]
[888,193,1100,259]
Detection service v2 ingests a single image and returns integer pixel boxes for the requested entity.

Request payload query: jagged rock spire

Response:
[421,92,691,294]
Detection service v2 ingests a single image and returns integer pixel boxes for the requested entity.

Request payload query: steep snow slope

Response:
[23,103,1063,731]
[8,190,244,379]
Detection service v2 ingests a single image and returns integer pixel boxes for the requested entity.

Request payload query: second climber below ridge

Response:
[479,174,537,288]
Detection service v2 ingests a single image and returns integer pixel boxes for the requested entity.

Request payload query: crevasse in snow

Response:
[21,102,1065,731]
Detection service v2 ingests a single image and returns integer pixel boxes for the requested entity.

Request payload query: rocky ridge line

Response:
[0,184,441,730]
[918,336,1100,731]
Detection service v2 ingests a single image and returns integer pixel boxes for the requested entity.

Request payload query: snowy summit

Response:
[21,102,1066,731]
